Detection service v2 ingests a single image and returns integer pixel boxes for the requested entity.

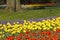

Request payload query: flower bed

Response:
[3,30,59,40]
[0,17,60,40]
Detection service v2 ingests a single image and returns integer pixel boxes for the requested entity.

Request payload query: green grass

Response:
[0,7,60,21]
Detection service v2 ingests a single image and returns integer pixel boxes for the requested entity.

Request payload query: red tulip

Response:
[7,36,14,40]
[37,30,40,36]
[21,38,25,40]
[16,36,20,40]
[54,38,58,40]
[3,38,7,40]
[28,38,31,40]
[20,33,24,37]
[53,34,58,39]
[43,36,47,39]
[48,35,53,39]
[41,30,46,36]
[56,28,60,33]
[26,30,30,34]
[31,37,36,40]
[45,37,50,40]
[26,35,30,39]
[31,32,35,36]
[41,38,44,40]
[46,30,51,35]
[37,38,41,40]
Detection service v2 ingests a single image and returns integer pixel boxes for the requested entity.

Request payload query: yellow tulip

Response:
[36,22,41,25]
[31,28,35,30]
[7,29,12,32]
[53,27,57,31]
[52,18,55,21]
[24,20,27,24]
[0,36,1,38]
[16,30,20,33]
[11,31,16,34]
[27,21,30,24]
[4,29,8,32]
[47,28,50,30]
[0,27,3,29]
[38,27,42,30]
[42,20,46,22]
[19,24,23,27]
[42,26,46,28]
[57,26,60,29]
[23,30,26,32]
[3,24,6,27]
[29,27,33,29]
[27,25,31,29]
[41,22,45,25]
[49,26,52,29]
[7,26,11,28]
[0,24,2,26]
[43,27,47,30]
[34,26,38,29]
[7,22,11,26]
[12,28,17,31]
[16,22,19,24]
[13,22,16,24]
[0,32,3,34]
[1,34,5,38]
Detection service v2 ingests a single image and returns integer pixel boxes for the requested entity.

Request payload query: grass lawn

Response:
[0,6,60,21]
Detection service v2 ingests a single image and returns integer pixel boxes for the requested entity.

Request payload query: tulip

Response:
[11,31,16,34]
[26,30,30,34]
[3,38,7,40]
[20,33,24,37]
[37,30,40,36]
[0,32,3,34]
[23,30,26,32]
[37,38,41,40]
[54,38,58,40]
[16,36,20,40]
[41,30,46,36]
[0,27,3,29]
[46,30,51,35]
[28,38,31,40]
[21,38,25,40]
[41,38,44,40]
[7,36,14,40]
[31,37,36,40]
[48,35,53,39]
[26,35,30,39]
[31,32,35,36]
[56,28,60,33]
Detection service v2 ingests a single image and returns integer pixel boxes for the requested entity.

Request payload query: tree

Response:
[6,0,21,12]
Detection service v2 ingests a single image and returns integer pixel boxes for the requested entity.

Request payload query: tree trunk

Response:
[6,0,14,11]
[16,0,21,11]
[6,0,21,11]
